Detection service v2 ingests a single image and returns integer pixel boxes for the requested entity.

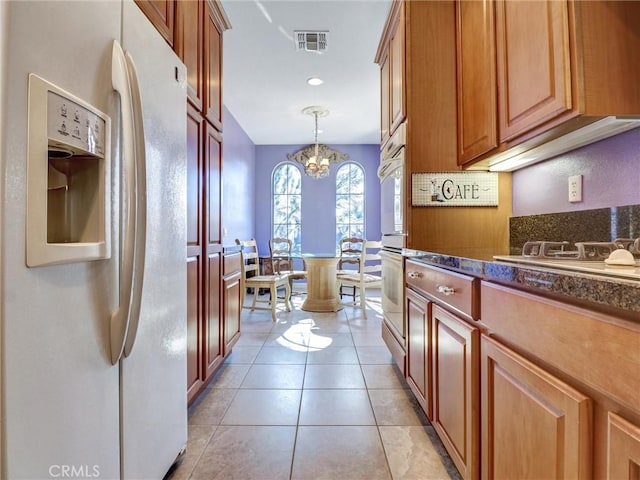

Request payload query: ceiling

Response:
[220,0,392,145]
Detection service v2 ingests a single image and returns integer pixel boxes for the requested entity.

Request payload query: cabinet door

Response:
[204,251,222,380]
[389,3,405,134]
[223,271,241,354]
[186,255,203,403]
[406,288,432,419]
[432,305,479,480]
[481,334,592,479]
[456,0,497,164]
[495,0,572,142]
[204,1,224,130]
[135,0,174,46]
[186,104,203,404]
[175,0,204,110]
[380,52,391,146]
[203,122,223,380]
[607,412,640,480]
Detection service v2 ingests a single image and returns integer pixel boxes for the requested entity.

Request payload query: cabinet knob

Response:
[436,285,455,295]
[407,271,422,279]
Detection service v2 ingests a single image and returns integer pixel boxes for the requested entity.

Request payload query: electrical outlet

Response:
[568,175,582,202]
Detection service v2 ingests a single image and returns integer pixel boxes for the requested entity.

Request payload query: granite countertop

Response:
[403,249,640,322]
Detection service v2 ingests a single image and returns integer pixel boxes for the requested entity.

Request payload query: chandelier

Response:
[287,106,349,179]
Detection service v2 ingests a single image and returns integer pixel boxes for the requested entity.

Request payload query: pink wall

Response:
[512,128,640,216]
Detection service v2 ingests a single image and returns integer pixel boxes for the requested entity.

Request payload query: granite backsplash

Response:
[509,204,640,255]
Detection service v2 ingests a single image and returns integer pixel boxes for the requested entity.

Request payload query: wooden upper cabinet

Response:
[495,0,572,143]
[456,0,498,165]
[458,0,640,167]
[204,0,230,131]
[375,0,405,150]
[389,3,406,135]
[135,0,175,46]
[175,0,204,110]
[380,52,391,146]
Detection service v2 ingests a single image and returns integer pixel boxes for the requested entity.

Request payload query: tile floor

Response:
[166,288,461,480]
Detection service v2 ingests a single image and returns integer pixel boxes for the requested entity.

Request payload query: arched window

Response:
[272,162,302,255]
[335,162,365,252]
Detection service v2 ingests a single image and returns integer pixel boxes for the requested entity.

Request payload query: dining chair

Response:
[337,240,382,318]
[269,237,307,294]
[235,238,292,321]
[336,237,365,300]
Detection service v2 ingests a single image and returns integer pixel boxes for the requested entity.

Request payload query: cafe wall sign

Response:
[412,172,499,207]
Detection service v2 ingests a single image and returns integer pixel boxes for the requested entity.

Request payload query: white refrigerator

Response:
[0,1,188,478]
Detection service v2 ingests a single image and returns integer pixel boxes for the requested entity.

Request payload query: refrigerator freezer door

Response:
[119,1,188,478]
[1,2,121,478]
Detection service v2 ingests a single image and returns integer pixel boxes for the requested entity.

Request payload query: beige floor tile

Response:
[224,345,260,364]
[240,364,305,389]
[368,389,428,426]
[165,425,216,480]
[188,388,237,425]
[240,319,275,333]
[306,345,359,364]
[308,319,352,333]
[307,332,354,349]
[234,332,269,346]
[208,364,250,389]
[379,426,460,479]
[190,426,296,480]
[221,389,301,425]
[303,364,366,389]
[265,331,310,350]
[291,426,391,480]
[299,389,375,425]
[254,346,308,364]
[356,346,394,364]
[351,331,388,347]
[361,364,407,389]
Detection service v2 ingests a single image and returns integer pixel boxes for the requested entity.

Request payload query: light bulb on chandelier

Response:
[287,106,349,179]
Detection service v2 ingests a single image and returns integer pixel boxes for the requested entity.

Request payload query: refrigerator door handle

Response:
[123,50,147,358]
[110,40,137,365]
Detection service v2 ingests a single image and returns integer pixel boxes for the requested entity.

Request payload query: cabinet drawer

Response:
[405,260,478,320]
[223,252,241,276]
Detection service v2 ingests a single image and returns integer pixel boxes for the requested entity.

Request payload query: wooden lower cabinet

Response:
[607,412,640,480]
[223,253,242,354]
[480,334,592,479]
[406,288,432,418]
[204,251,223,380]
[432,305,479,480]
[186,255,203,401]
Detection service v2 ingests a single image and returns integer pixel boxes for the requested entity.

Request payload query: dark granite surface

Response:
[509,204,640,255]
[404,249,640,322]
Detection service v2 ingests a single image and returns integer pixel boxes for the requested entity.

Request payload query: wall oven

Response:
[380,249,405,340]
[378,124,406,250]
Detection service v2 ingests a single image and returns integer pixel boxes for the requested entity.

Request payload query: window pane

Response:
[273,163,302,254]
[335,163,366,252]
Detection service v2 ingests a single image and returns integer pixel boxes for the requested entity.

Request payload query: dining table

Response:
[300,253,343,312]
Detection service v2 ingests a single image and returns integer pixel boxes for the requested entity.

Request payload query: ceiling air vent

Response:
[295,31,328,52]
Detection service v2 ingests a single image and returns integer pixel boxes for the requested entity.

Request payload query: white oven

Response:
[380,249,405,339]
[378,124,406,250]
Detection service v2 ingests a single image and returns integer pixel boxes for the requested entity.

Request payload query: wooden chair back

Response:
[338,237,364,272]
[269,237,294,274]
[235,238,260,277]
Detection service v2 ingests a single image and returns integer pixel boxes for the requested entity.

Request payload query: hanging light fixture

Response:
[287,106,349,179]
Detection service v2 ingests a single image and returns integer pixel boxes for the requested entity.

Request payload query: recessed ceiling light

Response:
[307,77,323,86]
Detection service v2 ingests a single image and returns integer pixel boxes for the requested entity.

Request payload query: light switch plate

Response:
[568,175,582,202]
